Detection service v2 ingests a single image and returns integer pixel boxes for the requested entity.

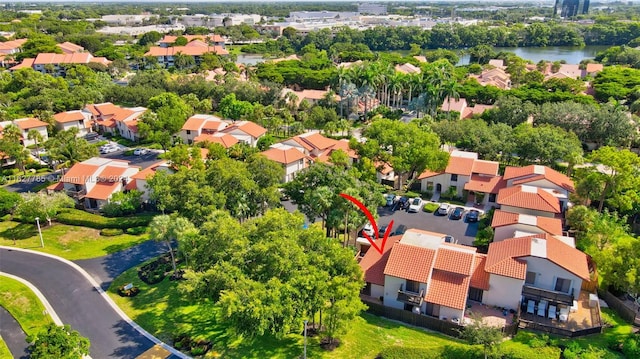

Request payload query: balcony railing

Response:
[397,284,424,306]
[522,285,574,305]
[65,188,87,198]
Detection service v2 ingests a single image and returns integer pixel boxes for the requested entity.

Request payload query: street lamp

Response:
[303,319,308,359]
[35,217,44,248]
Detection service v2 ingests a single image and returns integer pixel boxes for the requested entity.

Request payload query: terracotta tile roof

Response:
[441,98,467,113]
[181,116,206,131]
[88,103,119,117]
[61,163,100,185]
[486,234,590,280]
[586,63,603,73]
[417,169,443,180]
[384,243,436,283]
[96,166,127,182]
[445,156,475,176]
[297,132,338,151]
[503,165,574,192]
[10,58,34,70]
[330,139,358,159]
[131,161,168,180]
[470,254,490,290]
[472,160,499,175]
[124,180,137,191]
[413,55,427,63]
[202,119,226,131]
[434,248,474,276]
[491,210,563,235]
[85,181,120,200]
[194,133,238,148]
[46,181,64,191]
[376,161,394,175]
[497,185,561,213]
[159,34,225,44]
[223,121,266,138]
[0,38,27,52]
[54,110,85,124]
[424,270,470,310]
[14,118,48,130]
[463,174,506,194]
[33,52,93,65]
[395,63,421,74]
[57,41,84,53]
[144,45,229,57]
[261,146,306,164]
[360,236,400,286]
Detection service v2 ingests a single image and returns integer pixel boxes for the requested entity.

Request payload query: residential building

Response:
[439,98,495,120]
[503,164,574,210]
[10,53,111,76]
[0,38,27,67]
[496,185,562,218]
[158,34,225,48]
[470,67,512,90]
[144,40,229,68]
[57,41,84,54]
[194,132,238,148]
[491,210,563,242]
[261,143,308,182]
[49,157,140,210]
[53,110,92,137]
[395,63,421,74]
[221,121,266,147]
[125,160,173,202]
[101,14,158,25]
[0,118,49,147]
[178,114,227,145]
[280,131,354,162]
[281,88,340,107]
[417,150,500,203]
[84,103,146,141]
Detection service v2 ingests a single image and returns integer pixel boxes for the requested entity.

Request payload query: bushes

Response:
[376,345,480,359]
[100,228,124,236]
[117,284,140,297]
[126,226,147,235]
[138,255,172,285]
[423,202,439,213]
[56,208,154,230]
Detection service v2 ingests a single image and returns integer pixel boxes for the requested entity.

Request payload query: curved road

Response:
[0,245,160,359]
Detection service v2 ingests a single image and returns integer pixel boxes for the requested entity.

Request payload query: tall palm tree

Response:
[27,129,43,161]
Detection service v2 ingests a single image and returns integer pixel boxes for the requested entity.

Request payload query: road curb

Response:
[0,246,190,359]
[0,272,63,326]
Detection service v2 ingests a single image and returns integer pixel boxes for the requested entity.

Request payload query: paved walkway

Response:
[0,306,29,359]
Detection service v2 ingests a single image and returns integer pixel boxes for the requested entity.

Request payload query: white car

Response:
[437,203,451,216]
[100,144,119,154]
[133,148,148,156]
[408,197,423,213]
[361,223,375,237]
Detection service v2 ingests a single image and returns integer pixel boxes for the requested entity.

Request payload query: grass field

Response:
[0,221,148,260]
[0,339,11,358]
[0,275,53,336]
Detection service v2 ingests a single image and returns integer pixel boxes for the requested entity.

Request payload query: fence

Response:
[518,320,602,338]
[599,290,639,324]
[363,299,463,338]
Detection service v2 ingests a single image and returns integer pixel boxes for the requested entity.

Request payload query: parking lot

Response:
[101,149,161,169]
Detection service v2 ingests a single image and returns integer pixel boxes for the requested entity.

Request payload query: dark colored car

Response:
[450,207,465,220]
[466,209,480,222]
[393,224,407,236]
[396,197,409,211]
[378,224,389,237]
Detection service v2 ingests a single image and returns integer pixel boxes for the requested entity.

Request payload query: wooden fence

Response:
[518,320,602,338]
[363,299,463,338]
[599,290,639,325]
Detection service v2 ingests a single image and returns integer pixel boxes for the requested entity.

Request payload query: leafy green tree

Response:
[139,93,192,152]
[218,93,254,121]
[17,35,62,60]
[27,129,44,161]
[487,96,537,127]
[149,215,196,273]
[459,314,503,359]
[15,192,74,226]
[0,188,21,216]
[138,31,162,46]
[0,124,29,173]
[584,146,640,213]
[45,128,98,170]
[513,123,583,166]
[27,324,90,359]
[101,190,142,217]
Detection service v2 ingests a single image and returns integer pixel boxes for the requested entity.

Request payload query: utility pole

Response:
[35,217,44,248]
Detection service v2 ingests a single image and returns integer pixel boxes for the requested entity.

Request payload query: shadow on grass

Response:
[0,223,37,240]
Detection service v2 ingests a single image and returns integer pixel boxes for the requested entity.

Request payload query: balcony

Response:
[65,188,87,199]
[397,284,424,306]
[522,285,574,306]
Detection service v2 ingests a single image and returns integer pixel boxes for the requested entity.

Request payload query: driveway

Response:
[101,150,161,170]
[0,306,29,359]
[0,248,156,358]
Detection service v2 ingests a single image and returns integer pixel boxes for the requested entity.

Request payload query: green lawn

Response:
[227,45,247,55]
[0,339,11,359]
[0,221,148,260]
[0,275,53,336]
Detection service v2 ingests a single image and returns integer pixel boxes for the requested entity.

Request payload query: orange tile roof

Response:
[491,210,563,235]
[96,166,127,182]
[296,132,338,151]
[159,34,225,44]
[124,180,137,191]
[417,169,443,180]
[463,174,506,194]
[89,103,120,117]
[497,185,561,213]
[57,41,84,53]
[61,163,100,185]
[202,119,225,131]
[85,181,120,200]
[14,118,48,130]
[223,121,266,138]
[33,52,93,65]
[194,133,238,148]
[261,147,306,164]
[181,116,206,131]
[331,139,358,159]
[503,165,574,192]
[54,111,85,124]
[384,243,436,283]
[10,58,34,70]
[0,38,27,52]
[424,270,471,310]
[441,97,467,113]
[46,181,64,191]
[434,248,475,276]
[470,254,490,290]
[486,234,590,280]
[144,45,229,57]
[131,161,167,180]
[445,156,475,176]
[472,160,499,175]
[586,63,603,73]
[360,236,400,286]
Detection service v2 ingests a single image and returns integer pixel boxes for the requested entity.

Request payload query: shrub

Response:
[124,150,134,156]
[36,168,49,173]
[423,202,439,213]
[126,226,147,235]
[100,228,124,236]
[377,346,443,359]
[117,284,140,297]
[56,208,154,229]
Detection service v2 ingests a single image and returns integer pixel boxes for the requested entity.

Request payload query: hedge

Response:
[126,226,148,235]
[377,345,482,359]
[56,209,155,230]
[100,228,124,236]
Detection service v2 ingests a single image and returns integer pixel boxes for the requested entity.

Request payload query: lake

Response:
[458,45,611,65]
[236,45,612,67]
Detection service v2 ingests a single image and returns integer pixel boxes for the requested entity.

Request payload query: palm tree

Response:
[442,79,462,120]
[149,215,195,274]
[27,129,43,161]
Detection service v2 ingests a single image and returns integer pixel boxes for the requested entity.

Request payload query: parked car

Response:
[133,148,148,156]
[393,224,407,236]
[378,224,390,237]
[100,144,119,154]
[437,203,450,216]
[466,209,480,223]
[278,188,290,201]
[396,196,409,211]
[361,223,374,237]
[408,197,423,213]
[84,132,99,141]
[450,207,465,220]
[444,235,455,243]
[384,194,396,207]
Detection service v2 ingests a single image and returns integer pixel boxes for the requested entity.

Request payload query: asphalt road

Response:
[101,150,161,170]
[0,248,155,358]
[0,306,29,359]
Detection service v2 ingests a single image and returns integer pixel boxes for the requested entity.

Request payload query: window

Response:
[525,271,536,285]
[554,277,571,293]
[186,130,191,135]
[299,159,304,165]
[488,193,497,202]
[451,174,458,182]
[405,280,420,293]
[468,287,483,302]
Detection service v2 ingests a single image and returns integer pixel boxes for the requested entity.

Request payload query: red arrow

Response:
[340,193,393,255]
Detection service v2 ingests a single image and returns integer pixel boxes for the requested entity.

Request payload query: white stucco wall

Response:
[483,274,523,311]
[179,129,201,145]
[57,121,89,137]
[371,284,384,299]
[494,224,545,242]
[420,173,470,197]
[383,275,406,310]
[524,256,583,297]
[21,127,48,147]
[283,159,306,183]
[438,305,464,322]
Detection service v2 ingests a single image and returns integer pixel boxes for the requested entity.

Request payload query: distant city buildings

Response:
[554,0,590,17]
[358,3,388,15]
